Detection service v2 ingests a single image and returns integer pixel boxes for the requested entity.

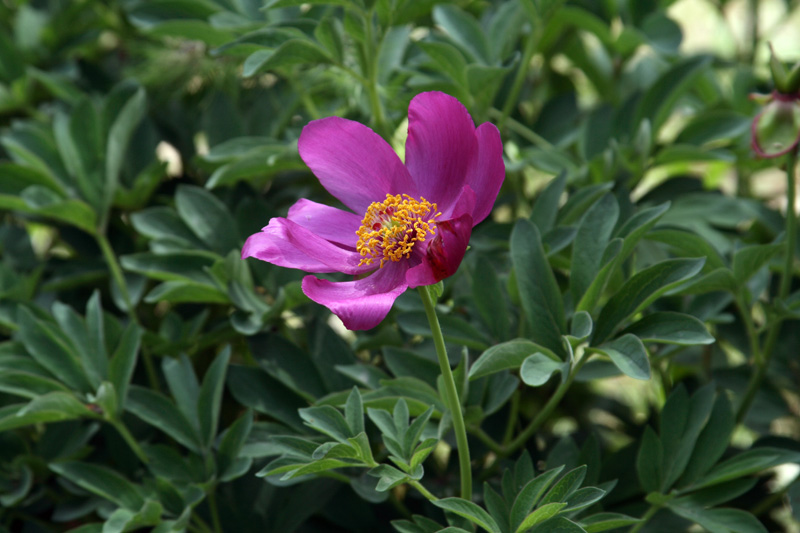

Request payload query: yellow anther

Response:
[355,194,441,268]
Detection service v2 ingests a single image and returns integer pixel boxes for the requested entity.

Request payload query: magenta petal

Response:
[299,117,417,213]
[302,262,408,330]
[242,218,368,275]
[287,199,361,247]
[464,123,505,224]
[406,214,473,288]
[405,92,478,210]
[441,184,476,220]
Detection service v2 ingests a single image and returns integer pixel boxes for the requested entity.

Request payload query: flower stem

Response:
[499,9,539,126]
[630,502,661,533]
[409,480,439,502]
[417,286,472,500]
[362,9,390,139]
[207,486,223,533]
[502,357,585,456]
[110,419,149,464]
[737,148,797,422]
[96,233,160,391]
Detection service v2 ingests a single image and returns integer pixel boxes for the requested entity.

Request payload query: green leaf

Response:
[668,505,767,533]
[732,243,783,284]
[348,432,374,465]
[432,5,490,64]
[49,461,144,510]
[282,458,358,480]
[369,464,410,492]
[0,370,69,399]
[345,387,365,436]
[570,311,593,341]
[646,228,725,271]
[530,516,587,533]
[675,110,750,145]
[540,465,587,506]
[515,502,567,533]
[520,353,567,387]
[198,347,230,447]
[594,334,650,380]
[635,55,712,132]
[144,280,229,304]
[432,498,500,533]
[637,425,663,493]
[108,323,141,409]
[17,307,92,392]
[593,257,705,343]
[377,25,411,83]
[126,386,202,453]
[418,41,468,88]
[129,206,205,248]
[242,40,331,77]
[299,405,353,443]
[121,252,217,283]
[85,292,109,388]
[679,393,735,486]
[18,391,97,420]
[641,12,682,54]
[175,185,238,255]
[314,16,344,63]
[509,466,565,532]
[511,219,566,356]
[621,312,714,345]
[692,447,794,490]
[404,407,434,458]
[383,347,439,387]
[397,312,490,350]
[0,464,32,507]
[104,87,146,217]
[226,365,305,431]
[530,172,567,233]
[580,513,640,532]
[662,385,715,490]
[676,268,738,295]
[563,486,606,512]
[470,339,557,380]
[571,193,619,304]
[148,20,234,47]
[161,354,200,430]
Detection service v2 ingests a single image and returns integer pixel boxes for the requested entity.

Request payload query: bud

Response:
[751,94,800,158]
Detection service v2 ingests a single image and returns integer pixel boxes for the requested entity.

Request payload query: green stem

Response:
[96,233,160,391]
[502,389,521,446]
[488,108,557,152]
[111,420,149,464]
[502,357,586,456]
[469,426,505,455]
[630,502,661,533]
[499,13,539,126]
[737,148,797,423]
[409,480,439,502]
[207,486,223,533]
[362,9,390,139]
[417,286,472,500]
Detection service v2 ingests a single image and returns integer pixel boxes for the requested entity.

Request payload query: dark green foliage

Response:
[0,0,799,532]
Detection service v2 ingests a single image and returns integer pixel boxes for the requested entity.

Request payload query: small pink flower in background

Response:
[242,92,505,330]
[751,91,800,159]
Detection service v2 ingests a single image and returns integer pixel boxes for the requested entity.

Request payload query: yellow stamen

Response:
[356,194,441,268]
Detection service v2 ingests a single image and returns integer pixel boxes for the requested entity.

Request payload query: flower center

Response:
[356,194,441,268]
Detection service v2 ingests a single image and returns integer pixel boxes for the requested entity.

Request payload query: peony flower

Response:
[242,92,505,330]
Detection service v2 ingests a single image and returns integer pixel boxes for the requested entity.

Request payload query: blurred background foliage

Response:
[0,0,799,532]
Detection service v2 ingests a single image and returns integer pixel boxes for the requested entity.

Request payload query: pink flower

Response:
[242,92,505,330]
